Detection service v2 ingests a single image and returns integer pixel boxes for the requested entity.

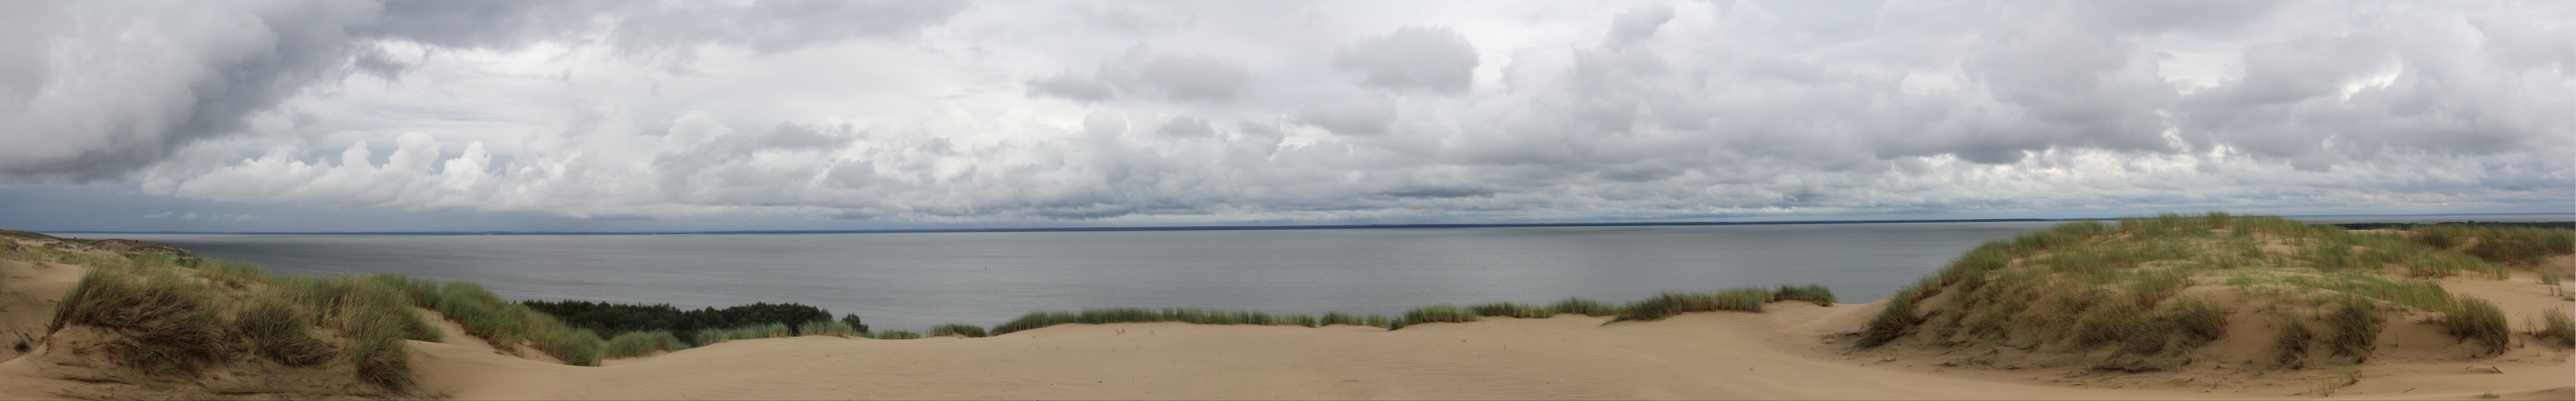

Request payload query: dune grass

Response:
[2426,297,2510,355]
[727,322,792,340]
[1543,298,1620,317]
[47,260,453,392]
[602,330,692,358]
[1852,212,2561,368]
[1613,288,1776,322]
[931,323,989,338]
[2532,308,2573,346]
[798,320,863,338]
[2276,316,2314,368]
[870,330,922,339]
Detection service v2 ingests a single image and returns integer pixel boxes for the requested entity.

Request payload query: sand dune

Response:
[401,298,2563,400]
[2,225,2571,400]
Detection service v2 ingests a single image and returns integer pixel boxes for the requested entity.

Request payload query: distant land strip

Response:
[39,215,2576,236]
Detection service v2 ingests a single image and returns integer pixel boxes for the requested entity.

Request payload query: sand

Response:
[405,299,2571,400]
[0,233,2570,399]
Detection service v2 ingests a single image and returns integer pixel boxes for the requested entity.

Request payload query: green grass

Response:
[931,323,989,338]
[1613,288,1774,322]
[2276,316,2314,368]
[726,322,792,340]
[870,330,922,339]
[1397,304,1479,329]
[1543,298,1619,317]
[2323,297,2385,363]
[48,265,230,375]
[2532,308,2573,346]
[2411,224,2576,267]
[237,295,332,367]
[692,327,733,346]
[1768,284,1837,306]
[2426,297,2510,355]
[602,330,692,358]
[1467,302,1550,318]
[798,320,863,338]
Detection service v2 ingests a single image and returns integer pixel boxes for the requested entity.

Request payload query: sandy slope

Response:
[416,304,2239,400]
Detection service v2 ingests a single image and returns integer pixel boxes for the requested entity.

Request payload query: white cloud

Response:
[6,0,2570,227]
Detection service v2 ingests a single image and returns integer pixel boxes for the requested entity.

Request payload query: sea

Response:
[80,213,2573,332]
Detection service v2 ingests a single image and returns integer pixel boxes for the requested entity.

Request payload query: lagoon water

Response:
[87,214,2570,331]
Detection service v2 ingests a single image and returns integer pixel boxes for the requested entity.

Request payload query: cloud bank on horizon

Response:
[1,0,2570,229]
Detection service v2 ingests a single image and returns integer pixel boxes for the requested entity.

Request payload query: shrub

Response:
[931,323,987,338]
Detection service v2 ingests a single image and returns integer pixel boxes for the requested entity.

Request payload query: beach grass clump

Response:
[1397,304,1479,329]
[2532,308,2573,346]
[236,295,333,367]
[48,265,230,374]
[1768,284,1837,306]
[1855,287,1922,348]
[1613,288,1774,322]
[2411,224,2576,267]
[870,330,922,339]
[1468,302,1550,318]
[2275,316,2314,368]
[931,323,989,338]
[1544,298,1619,317]
[726,322,792,340]
[798,320,862,338]
[2165,296,2232,349]
[1316,311,1395,327]
[2322,297,2385,363]
[522,311,604,366]
[690,327,732,346]
[2425,297,2510,354]
[602,330,691,358]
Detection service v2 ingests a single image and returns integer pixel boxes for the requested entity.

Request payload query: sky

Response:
[1,0,2570,233]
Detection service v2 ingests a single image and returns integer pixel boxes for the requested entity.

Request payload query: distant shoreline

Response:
[39,213,2575,236]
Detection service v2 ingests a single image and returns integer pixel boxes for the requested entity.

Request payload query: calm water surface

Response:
[88,214,2569,331]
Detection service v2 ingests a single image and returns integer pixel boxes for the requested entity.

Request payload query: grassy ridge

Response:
[43,255,444,392]
[1855,212,2572,367]
[986,286,1837,335]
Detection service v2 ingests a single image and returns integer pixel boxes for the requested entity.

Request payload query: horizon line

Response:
[35,212,2575,236]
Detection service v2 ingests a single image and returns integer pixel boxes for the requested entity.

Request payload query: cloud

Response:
[1029,49,1255,103]
[0,0,966,183]
[12,1,2573,228]
[1332,26,1480,94]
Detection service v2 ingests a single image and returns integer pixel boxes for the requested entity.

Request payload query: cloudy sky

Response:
[1,0,2570,233]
